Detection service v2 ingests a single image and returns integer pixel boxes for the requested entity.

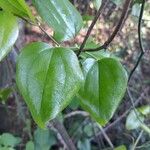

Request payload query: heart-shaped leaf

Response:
[32,0,83,42]
[16,42,83,128]
[0,0,34,21]
[78,58,128,125]
[0,11,19,62]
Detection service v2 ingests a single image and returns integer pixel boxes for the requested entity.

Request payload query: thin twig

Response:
[49,119,77,150]
[36,20,60,46]
[77,0,110,56]
[98,124,114,149]
[14,14,60,46]
[127,88,144,125]
[91,122,101,149]
[128,0,146,81]
[82,0,133,52]
[64,110,89,119]
[131,130,143,150]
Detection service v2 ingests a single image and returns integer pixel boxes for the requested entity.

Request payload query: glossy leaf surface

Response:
[0,11,19,62]
[78,58,128,125]
[16,42,83,128]
[0,0,34,20]
[32,0,83,41]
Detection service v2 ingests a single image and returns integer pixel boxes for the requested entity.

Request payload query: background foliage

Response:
[0,0,150,149]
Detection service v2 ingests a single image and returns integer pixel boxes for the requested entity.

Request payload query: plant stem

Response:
[36,18,60,47]
[128,0,146,81]
[82,0,132,52]
[140,124,150,135]
[77,0,109,56]
[131,130,143,150]
[50,119,77,150]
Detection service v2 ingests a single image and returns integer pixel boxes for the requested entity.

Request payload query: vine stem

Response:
[131,130,143,150]
[14,14,60,46]
[98,124,114,149]
[77,0,110,56]
[128,0,146,81]
[81,0,133,53]
[49,119,77,150]
[36,18,60,47]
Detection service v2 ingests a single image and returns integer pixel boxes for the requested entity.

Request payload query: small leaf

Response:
[16,42,83,128]
[0,133,21,147]
[77,139,91,150]
[83,50,111,60]
[126,105,150,130]
[84,38,99,49]
[0,11,19,62]
[78,58,128,125]
[0,147,15,150]
[82,15,94,22]
[83,123,98,137]
[126,110,144,130]
[138,105,150,116]
[0,87,12,103]
[131,3,141,17]
[111,0,124,6]
[115,145,127,150]
[134,0,143,4]
[34,128,56,150]
[93,0,102,10]
[32,0,83,42]
[25,141,34,150]
[0,0,34,21]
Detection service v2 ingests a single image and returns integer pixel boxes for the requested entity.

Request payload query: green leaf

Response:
[32,0,83,42]
[0,133,21,147]
[138,105,150,116]
[16,42,83,128]
[0,147,15,150]
[34,128,56,150]
[25,141,34,150]
[126,105,150,130]
[78,58,128,125]
[84,38,99,49]
[111,0,124,6]
[83,123,99,137]
[134,0,143,4]
[0,11,19,62]
[82,15,94,22]
[0,87,12,103]
[126,110,144,130]
[93,0,102,10]
[69,96,80,110]
[83,50,111,60]
[0,0,34,21]
[131,3,141,17]
[77,139,91,150]
[115,145,127,150]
